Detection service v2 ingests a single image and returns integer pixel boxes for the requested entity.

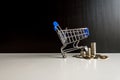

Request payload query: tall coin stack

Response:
[91,42,96,57]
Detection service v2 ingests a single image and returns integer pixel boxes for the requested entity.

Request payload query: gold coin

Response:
[99,55,108,59]
[93,54,98,59]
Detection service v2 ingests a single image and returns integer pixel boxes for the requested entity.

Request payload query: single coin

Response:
[99,55,108,59]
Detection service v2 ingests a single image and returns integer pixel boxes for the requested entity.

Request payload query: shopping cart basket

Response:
[53,21,90,58]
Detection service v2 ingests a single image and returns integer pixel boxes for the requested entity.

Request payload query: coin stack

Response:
[80,49,86,58]
[91,42,96,58]
[88,47,91,58]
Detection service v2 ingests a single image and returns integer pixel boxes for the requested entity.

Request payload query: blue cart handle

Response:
[53,21,59,31]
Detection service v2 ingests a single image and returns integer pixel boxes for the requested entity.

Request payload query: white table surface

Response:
[0,53,119,80]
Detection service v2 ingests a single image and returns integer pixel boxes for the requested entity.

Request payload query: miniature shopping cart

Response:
[53,21,90,58]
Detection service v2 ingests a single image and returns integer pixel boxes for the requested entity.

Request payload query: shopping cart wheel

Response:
[61,53,66,58]
[62,55,67,58]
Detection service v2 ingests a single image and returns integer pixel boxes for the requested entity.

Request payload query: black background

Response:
[1,0,120,53]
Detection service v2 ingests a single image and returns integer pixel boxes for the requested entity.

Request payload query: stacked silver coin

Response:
[86,48,91,58]
[91,42,96,57]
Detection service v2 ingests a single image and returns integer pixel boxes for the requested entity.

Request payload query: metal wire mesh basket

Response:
[53,21,90,58]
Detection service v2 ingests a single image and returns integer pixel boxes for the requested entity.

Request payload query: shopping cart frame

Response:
[53,21,90,58]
